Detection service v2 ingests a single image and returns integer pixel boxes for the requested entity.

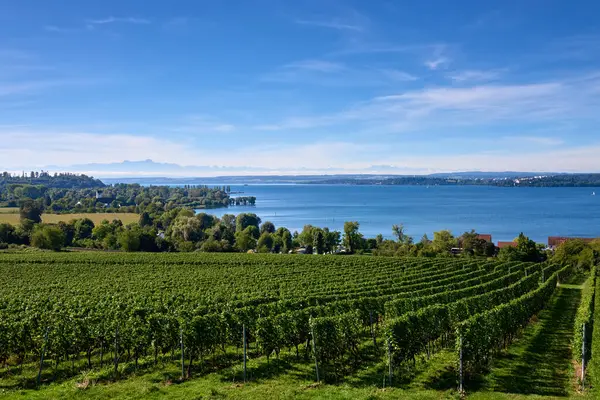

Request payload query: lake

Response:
[197,184,600,244]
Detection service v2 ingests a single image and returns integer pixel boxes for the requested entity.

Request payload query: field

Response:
[0,209,139,225]
[0,252,596,399]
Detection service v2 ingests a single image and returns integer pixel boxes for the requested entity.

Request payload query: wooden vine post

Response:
[114,325,119,378]
[459,335,464,394]
[582,323,586,390]
[369,311,377,347]
[310,324,320,383]
[387,338,393,386]
[243,324,247,382]
[36,327,49,386]
[180,327,185,380]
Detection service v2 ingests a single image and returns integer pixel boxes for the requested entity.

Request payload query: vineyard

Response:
[0,252,584,398]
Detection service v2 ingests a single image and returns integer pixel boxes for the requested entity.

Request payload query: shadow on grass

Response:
[480,276,584,396]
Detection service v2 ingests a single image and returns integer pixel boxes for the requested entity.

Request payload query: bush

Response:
[30,224,65,251]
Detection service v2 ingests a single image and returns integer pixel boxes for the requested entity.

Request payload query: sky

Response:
[1,0,600,176]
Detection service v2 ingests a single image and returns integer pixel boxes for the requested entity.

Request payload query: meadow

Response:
[0,209,139,225]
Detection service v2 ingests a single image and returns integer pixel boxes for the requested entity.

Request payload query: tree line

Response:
[1,199,559,264]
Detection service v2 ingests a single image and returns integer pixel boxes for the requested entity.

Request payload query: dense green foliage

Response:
[0,252,564,390]
[553,239,600,271]
[0,171,103,191]
[591,271,600,394]
[573,266,597,378]
[0,171,256,218]
[455,265,571,375]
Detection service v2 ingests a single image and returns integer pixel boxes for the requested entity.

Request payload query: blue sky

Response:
[2,0,600,175]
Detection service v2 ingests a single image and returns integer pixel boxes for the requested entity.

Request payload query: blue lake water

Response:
[197,184,600,244]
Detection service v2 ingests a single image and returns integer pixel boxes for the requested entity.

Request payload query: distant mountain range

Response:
[40,160,562,184]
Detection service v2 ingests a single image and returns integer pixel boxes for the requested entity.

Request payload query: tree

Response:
[235,213,261,235]
[375,234,384,247]
[195,213,217,231]
[392,224,406,243]
[220,214,236,232]
[432,230,457,255]
[19,198,42,224]
[0,223,16,244]
[260,221,276,235]
[324,229,341,253]
[235,226,257,252]
[343,221,362,253]
[30,224,65,251]
[281,230,292,254]
[118,228,141,251]
[257,232,274,253]
[57,221,76,246]
[460,230,489,256]
[515,232,544,262]
[139,212,153,227]
[366,238,378,250]
[298,225,316,248]
[552,239,598,269]
[74,218,95,240]
[497,246,520,262]
[170,216,204,243]
[313,229,325,254]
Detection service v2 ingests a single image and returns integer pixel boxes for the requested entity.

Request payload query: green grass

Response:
[468,273,588,398]
[0,212,139,225]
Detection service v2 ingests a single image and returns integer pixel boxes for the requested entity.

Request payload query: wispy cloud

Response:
[501,136,564,146]
[0,49,33,60]
[254,71,600,136]
[295,10,369,32]
[380,69,418,81]
[0,80,78,96]
[86,17,151,25]
[448,69,503,82]
[284,60,345,73]
[44,25,82,33]
[296,18,363,31]
[425,57,449,70]
[262,59,417,86]
[379,145,600,173]
[170,115,236,134]
[0,77,102,98]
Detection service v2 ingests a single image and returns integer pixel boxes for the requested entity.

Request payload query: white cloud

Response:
[43,25,82,33]
[284,60,345,72]
[449,69,503,82]
[0,131,198,167]
[2,127,599,174]
[380,69,418,81]
[381,145,600,173]
[295,9,369,32]
[295,18,364,32]
[425,57,449,70]
[86,17,150,25]
[263,60,418,87]
[501,136,564,146]
[0,79,84,96]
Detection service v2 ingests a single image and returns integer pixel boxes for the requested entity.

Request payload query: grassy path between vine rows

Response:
[469,273,587,399]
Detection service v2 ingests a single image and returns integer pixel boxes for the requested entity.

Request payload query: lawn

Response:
[0,209,139,225]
